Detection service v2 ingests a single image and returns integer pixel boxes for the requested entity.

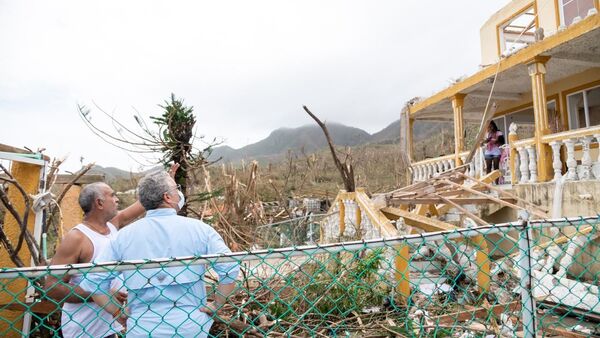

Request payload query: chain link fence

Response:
[252,213,328,249]
[1,216,599,337]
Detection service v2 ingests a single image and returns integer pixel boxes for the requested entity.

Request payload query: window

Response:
[494,100,557,139]
[567,85,600,129]
[498,6,536,55]
[559,0,596,26]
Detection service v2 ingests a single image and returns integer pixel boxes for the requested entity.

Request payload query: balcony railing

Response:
[509,125,600,183]
[412,124,600,185]
[541,126,600,182]
[412,149,488,182]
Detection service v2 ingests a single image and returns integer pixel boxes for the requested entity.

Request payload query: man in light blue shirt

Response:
[81,170,239,337]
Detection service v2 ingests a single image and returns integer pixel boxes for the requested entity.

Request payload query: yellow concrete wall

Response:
[480,0,560,65]
[537,0,560,36]
[0,162,41,337]
[59,185,83,233]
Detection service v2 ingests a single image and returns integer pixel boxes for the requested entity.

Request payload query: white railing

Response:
[411,149,487,182]
[510,125,600,183]
[541,127,600,182]
[411,154,456,182]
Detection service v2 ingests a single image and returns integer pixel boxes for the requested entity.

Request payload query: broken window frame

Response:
[497,5,537,55]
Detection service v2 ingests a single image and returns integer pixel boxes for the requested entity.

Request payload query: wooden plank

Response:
[436,187,484,197]
[433,193,488,225]
[539,300,600,323]
[433,301,520,324]
[440,179,548,219]
[388,164,469,194]
[353,191,399,237]
[381,206,458,232]
[0,300,59,314]
[55,174,105,185]
[456,172,549,214]
[0,143,50,161]
[392,197,518,205]
[541,326,589,338]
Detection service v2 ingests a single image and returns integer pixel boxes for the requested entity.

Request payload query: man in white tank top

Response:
[45,164,179,338]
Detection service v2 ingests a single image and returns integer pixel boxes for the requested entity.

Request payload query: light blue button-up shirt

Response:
[80,208,239,337]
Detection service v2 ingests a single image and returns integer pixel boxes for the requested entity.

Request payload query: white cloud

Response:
[0,0,508,171]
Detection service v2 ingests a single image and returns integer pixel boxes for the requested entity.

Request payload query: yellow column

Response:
[407,117,415,161]
[452,94,467,166]
[394,244,411,303]
[527,56,553,182]
[338,193,346,237]
[0,162,42,337]
[474,235,491,292]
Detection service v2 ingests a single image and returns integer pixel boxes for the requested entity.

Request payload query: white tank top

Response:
[61,222,124,338]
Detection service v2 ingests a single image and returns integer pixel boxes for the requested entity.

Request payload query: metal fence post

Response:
[518,220,537,338]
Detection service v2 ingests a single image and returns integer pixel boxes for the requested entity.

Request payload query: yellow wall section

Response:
[60,185,83,233]
[0,162,41,337]
[537,0,560,35]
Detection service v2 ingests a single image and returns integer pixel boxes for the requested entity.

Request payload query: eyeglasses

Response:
[166,184,181,194]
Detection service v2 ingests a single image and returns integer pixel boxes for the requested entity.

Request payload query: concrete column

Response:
[407,117,415,162]
[527,55,553,182]
[452,94,467,166]
[0,161,42,337]
[509,123,520,185]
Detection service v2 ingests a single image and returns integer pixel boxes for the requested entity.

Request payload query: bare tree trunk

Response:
[303,106,355,192]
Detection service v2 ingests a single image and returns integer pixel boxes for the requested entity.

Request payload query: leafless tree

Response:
[303,106,355,192]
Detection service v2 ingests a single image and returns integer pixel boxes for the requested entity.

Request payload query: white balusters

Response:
[518,147,530,183]
[442,159,450,172]
[549,141,563,182]
[564,138,578,181]
[437,161,444,175]
[580,136,593,180]
[526,145,537,183]
[427,163,434,179]
[469,158,475,177]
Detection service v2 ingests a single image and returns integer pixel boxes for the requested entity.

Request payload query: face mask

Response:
[177,190,185,210]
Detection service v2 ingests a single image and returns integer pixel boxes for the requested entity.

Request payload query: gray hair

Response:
[138,170,172,210]
[79,182,106,214]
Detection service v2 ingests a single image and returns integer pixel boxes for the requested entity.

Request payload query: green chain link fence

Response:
[252,213,327,249]
[1,216,599,337]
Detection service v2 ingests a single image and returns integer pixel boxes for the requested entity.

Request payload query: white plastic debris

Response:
[571,325,592,334]
[418,283,452,296]
[361,306,381,314]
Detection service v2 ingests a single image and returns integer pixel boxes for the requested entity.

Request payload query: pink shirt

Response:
[485,131,503,156]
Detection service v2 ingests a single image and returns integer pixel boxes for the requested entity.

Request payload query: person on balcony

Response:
[483,121,504,183]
